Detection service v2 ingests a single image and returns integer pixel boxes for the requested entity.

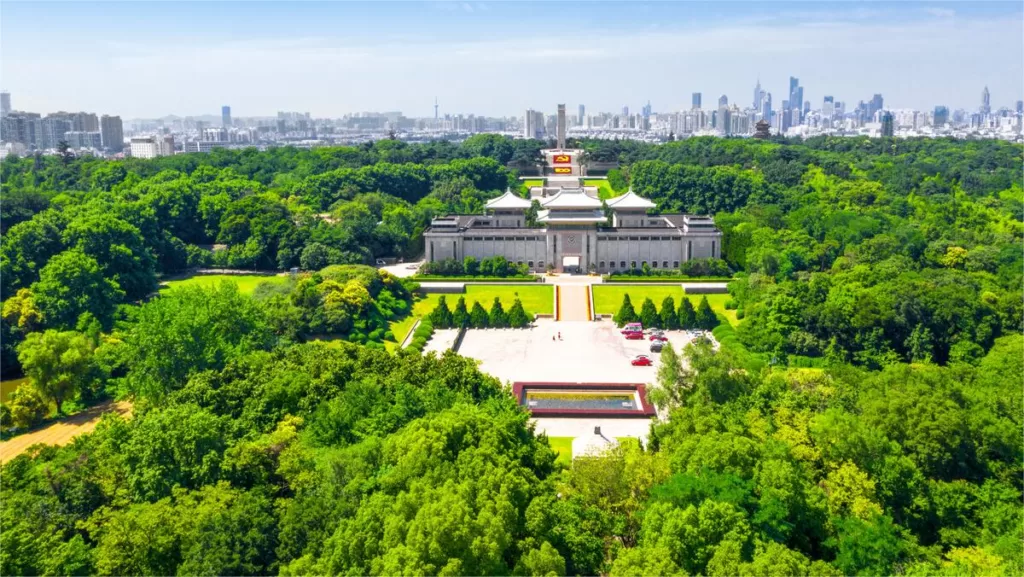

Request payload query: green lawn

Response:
[161,274,290,295]
[548,436,573,466]
[592,285,737,325]
[0,377,28,403]
[583,179,620,200]
[391,285,554,344]
[521,179,545,188]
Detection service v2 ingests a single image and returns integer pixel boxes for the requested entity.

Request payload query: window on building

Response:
[539,261,544,269]
[528,261,534,267]
[652,261,658,268]
[620,261,627,268]
[631,261,637,269]
[712,241,717,256]
[673,261,679,268]
[599,261,605,269]
[663,261,669,268]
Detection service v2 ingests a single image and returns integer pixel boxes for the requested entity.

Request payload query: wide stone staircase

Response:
[556,284,591,321]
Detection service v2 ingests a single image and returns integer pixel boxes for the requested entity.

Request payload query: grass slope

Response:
[584,179,620,200]
[161,274,289,295]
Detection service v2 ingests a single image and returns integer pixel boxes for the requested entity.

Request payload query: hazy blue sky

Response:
[2,1,1021,119]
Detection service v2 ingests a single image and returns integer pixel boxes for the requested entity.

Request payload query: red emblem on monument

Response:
[553,154,571,164]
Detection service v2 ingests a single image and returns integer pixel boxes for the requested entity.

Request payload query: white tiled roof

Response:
[540,187,603,209]
[485,188,533,210]
[605,188,656,209]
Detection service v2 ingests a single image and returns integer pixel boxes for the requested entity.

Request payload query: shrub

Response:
[507,299,530,328]
[660,297,679,330]
[469,302,489,328]
[452,297,469,327]
[725,299,738,310]
[678,298,696,329]
[639,298,659,329]
[429,296,453,328]
[736,308,745,320]
[613,294,637,327]
[6,387,48,429]
[488,297,508,328]
[695,296,719,330]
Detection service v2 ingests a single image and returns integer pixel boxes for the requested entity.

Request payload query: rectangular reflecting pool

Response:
[513,382,657,418]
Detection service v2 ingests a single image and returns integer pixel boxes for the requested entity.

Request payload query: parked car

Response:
[631,355,654,366]
[621,323,643,334]
[650,341,664,353]
[649,333,668,342]
[624,331,644,340]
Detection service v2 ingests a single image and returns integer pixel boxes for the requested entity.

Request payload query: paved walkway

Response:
[0,400,133,464]
[557,285,591,321]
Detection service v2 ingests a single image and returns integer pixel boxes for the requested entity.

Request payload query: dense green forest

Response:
[1,135,1021,575]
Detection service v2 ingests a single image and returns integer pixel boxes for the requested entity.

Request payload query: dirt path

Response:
[558,285,591,321]
[0,400,133,464]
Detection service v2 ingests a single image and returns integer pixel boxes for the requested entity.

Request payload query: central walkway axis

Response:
[556,284,591,321]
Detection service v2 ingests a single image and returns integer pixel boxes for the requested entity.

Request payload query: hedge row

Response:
[405,319,435,353]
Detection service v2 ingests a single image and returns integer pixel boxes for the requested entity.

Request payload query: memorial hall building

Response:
[424,175,722,274]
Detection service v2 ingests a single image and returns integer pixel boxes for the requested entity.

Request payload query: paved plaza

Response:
[456,319,699,444]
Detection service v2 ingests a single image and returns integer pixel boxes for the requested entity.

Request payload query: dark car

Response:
[650,341,664,353]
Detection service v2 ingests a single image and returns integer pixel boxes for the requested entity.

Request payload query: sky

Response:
[1,1,1022,120]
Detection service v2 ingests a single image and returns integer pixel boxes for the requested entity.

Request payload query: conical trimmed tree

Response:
[678,298,696,329]
[639,298,659,329]
[695,295,718,330]
[429,296,453,328]
[507,298,530,328]
[660,296,679,330]
[489,297,508,328]
[452,296,469,327]
[613,294,637,327]
[469,301,489,328]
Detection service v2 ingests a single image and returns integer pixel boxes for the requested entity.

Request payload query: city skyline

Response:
[1,1,1021,119]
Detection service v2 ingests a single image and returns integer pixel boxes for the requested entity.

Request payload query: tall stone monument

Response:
[556,103,566,149]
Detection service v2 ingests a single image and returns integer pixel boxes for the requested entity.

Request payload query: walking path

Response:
[0,400,133,464]
[557,284,591,321]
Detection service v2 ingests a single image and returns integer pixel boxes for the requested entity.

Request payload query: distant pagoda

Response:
[752,119,772,139]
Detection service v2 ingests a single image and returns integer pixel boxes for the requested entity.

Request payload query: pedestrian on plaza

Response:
[558,332,562,341]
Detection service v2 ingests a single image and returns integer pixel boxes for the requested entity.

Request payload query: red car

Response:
[624,331,644,340]
[631,355,654,366]
[649,334,668,342]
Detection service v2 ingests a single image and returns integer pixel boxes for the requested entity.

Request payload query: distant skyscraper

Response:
[100,115,124,151]
[761,92,772,122]
[718,95,728,107]
[524,109,544,139]
[823,96,834,125]
[1017,100,1023,114]
[0,91,9,117]
[556,104,566,149]
[642,100,651,118]
[221,106,231,127]
[621,105,629,117]
[933,106,949,127]
[869,94,884,118]
[981,86,991,115]
[753,78,762,109]
[787,77,799,114]
[578,104,585,126]
[781,100,790,131]
[692,93,702,109]
[880,111,894,137]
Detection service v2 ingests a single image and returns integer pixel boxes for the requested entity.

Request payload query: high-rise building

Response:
[787,77,799,116]
[981,86,991,115]
[40,116,71,149]
[761,92,772,122]
[621,105,629,117]
[222,106,232,127]
[1017,101,1023,114]
[100,115,124,151]
[642,100,652,119]
[780,100,790,131]
[64,131,102,149]
[869,94,884,118]
[578,104,585,126]
[933,106,949,127]
[556,104,566,149]
[524,109,544,139]
[692,93,702,109]
[823,96,834,126]
[880,111,894,137]
[0,91,9,117]
[753,78,762,110]
[718,94,728,108]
